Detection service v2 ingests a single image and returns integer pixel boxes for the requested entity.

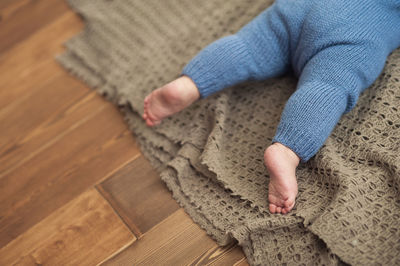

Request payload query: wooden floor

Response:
[0,1,249,265]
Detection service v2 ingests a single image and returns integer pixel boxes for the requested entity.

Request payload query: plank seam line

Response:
[94,151,141,186]
[95,236,136,266]
[94,183,142,238]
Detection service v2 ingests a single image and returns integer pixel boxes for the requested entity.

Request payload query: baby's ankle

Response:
[176,75,200,102]
[265,143,300,167]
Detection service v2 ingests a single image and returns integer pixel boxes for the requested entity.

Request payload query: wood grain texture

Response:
[102,208,246,266]
[99,155,180,236]
[0,0,22,11]
[0,0,70,54]
[234,257,251,266]
[0,0,30,22]
[0,11,82,108]
[189,242,247,266]
[0,188,136,266]
[0,73,90,175]
[0,103,140,248]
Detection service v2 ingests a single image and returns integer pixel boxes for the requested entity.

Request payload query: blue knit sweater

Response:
[182,0,400,162]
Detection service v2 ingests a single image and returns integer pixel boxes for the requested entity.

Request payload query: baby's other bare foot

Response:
[143,75,200,126]
[264,143,300,214]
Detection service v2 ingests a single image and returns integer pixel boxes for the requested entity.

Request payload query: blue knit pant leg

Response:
[272,44,388,162]
[182,7,291,98]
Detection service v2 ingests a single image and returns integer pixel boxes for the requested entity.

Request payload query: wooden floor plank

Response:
[234,257,251,266]
[0,188,136,266]
[0,10,83,108]
[98,149,248,264]
[0,73,92,175]
[98,155,180,236]
[0,0,70,54]
[0,0,21,11]
[96,183,142,239]
[0,102,140,248]
[189,242,247,266]
[0,0,31,21]
[101,208,245,266]
[0,0,30,21]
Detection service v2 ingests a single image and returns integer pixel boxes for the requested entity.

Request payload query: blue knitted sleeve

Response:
[182,5,291,98]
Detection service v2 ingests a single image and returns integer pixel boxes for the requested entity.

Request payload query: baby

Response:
[143,0,400,214]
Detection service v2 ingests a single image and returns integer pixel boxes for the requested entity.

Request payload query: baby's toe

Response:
[269,204,277,214]
[284,200,296,212]
[145,118,155,127]
[284,199,292,208]
[276,207,282,213]
[144,94,151,104]
[268,194,286,207]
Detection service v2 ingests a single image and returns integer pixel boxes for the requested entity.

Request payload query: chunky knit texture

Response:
[182,0,400,162]
[58,0,400,264]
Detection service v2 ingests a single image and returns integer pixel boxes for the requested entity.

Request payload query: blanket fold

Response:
[58,0,400,265]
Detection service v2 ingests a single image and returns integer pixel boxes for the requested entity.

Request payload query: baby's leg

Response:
[143,6,290,126]
[268,44,388,214]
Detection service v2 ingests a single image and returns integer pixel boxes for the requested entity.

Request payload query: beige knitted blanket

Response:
[58,0,400,265]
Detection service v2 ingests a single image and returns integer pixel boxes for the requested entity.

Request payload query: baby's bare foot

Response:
[143,75,200,126]
[264,143,300,214]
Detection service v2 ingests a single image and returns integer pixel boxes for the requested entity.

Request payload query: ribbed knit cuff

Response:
[272,125,320,163]
[182,35,254,98]
[272,81,349,162]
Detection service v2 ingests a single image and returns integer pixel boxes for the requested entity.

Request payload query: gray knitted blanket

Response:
[58,0,400,265]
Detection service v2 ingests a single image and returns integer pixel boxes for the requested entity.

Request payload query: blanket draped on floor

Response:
[58,0,400,265]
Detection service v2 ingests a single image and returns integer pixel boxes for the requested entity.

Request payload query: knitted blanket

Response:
[58,0,400,265]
